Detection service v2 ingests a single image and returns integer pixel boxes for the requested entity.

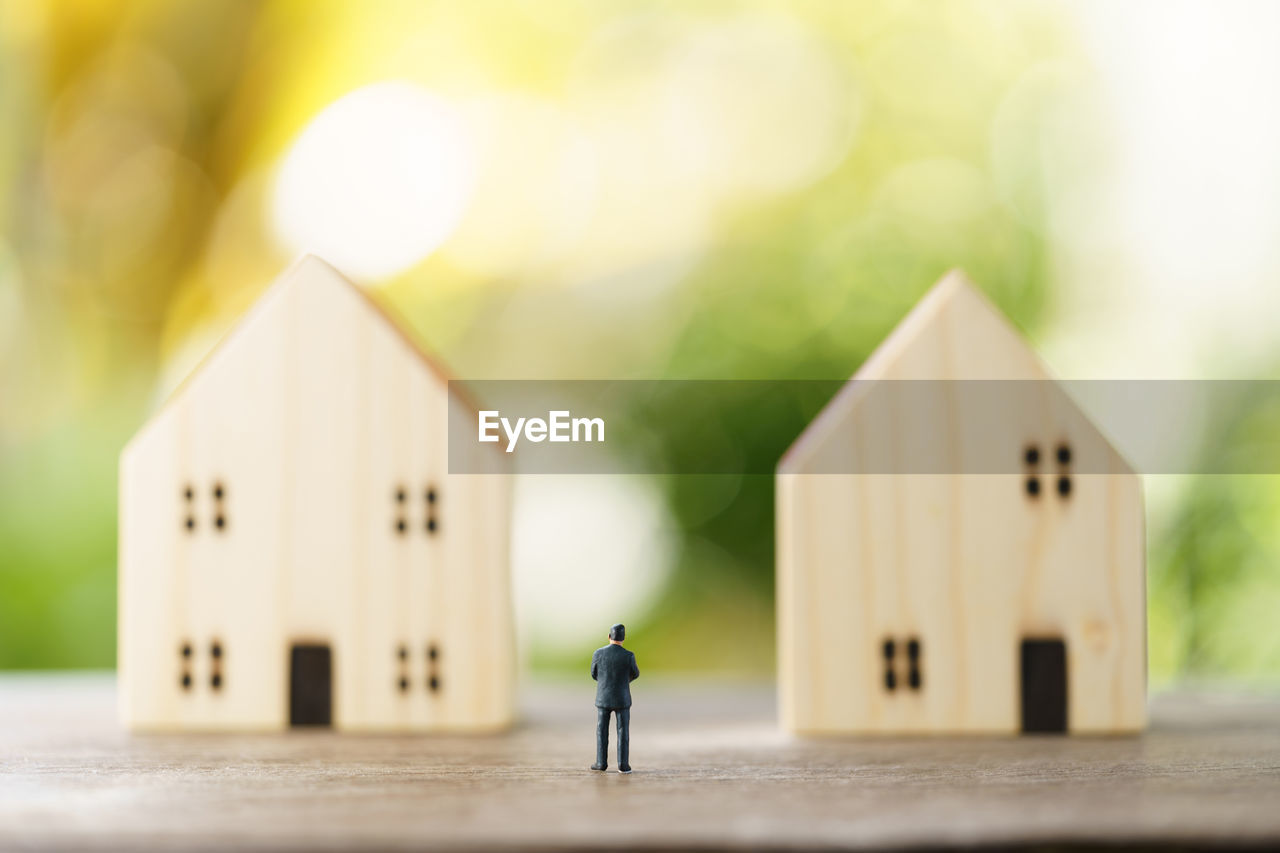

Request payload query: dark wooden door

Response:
[1020,638,1067,733]
[289,644,332,727]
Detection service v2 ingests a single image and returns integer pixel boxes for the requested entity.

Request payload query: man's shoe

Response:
[619,765,632,774]
[590,763,607,771]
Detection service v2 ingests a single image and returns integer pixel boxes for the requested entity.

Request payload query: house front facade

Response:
[119,256,513,731]
[776,272,1146,735]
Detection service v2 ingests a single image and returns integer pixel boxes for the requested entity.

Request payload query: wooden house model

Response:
[119,256,513,731]
[776,272,1145,735]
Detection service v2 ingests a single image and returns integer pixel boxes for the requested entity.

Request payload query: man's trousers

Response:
[596,707,630,769]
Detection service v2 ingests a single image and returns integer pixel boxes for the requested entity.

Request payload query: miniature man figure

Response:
[591,623,639,773]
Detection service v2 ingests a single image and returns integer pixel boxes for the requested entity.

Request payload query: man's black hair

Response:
[609,623,625,642]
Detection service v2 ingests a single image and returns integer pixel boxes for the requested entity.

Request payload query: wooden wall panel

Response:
[181,280,289,730]
[118,411,182,728]
[355,302,413,729]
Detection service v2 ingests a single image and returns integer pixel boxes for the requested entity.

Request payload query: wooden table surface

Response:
[2,673,1278,851]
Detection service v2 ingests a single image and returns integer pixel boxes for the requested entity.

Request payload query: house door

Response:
[1020,638,1067,733]
[289,643,332,727]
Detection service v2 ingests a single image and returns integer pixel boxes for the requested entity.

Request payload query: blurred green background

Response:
[2,0,1278,685]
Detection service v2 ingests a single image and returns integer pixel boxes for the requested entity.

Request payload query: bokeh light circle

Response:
[441,95,600,279]
[512,475,675,656]
[271,81,475,281]
[662,14,857,198]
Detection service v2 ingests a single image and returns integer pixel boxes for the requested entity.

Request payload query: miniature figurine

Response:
[590,623,639,773]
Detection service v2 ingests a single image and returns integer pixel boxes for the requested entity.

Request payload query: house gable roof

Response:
[123,255,484,459]
[778,270,1134,476]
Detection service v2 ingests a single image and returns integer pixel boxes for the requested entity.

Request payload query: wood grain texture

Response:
[778,272,1145,735]
[118,256,513,732]
[2,675,1279,851]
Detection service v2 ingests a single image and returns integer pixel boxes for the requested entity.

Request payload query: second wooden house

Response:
[776,271,1146,735]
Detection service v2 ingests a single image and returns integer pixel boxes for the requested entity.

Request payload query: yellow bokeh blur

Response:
[3,0,1280,682]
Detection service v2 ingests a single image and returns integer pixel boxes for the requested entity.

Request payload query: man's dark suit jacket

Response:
[591,643,639,709]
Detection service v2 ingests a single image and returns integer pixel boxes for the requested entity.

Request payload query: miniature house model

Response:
[119,256,513,731]
[776,272,1145,735]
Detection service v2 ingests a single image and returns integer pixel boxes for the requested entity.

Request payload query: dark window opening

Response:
[426,486,440,536]
[906,636,922,690]
[179,640,193,692]
[395,485,412,537]
[882,636,898,692]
